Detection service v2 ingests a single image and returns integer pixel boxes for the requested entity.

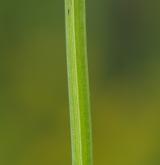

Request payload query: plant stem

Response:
[65,0,93,165]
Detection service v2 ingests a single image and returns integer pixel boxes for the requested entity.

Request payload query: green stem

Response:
[64,0,93,165]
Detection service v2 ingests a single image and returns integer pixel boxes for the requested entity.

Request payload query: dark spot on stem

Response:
[68,9,70,15]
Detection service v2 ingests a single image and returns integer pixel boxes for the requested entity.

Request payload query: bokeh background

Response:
[1,0,160,164]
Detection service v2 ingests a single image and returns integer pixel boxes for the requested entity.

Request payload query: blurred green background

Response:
[1,0,160,164]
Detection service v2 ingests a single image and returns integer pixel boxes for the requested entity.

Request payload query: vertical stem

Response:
[65,0,93,165]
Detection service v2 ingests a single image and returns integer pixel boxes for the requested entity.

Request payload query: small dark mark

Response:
[68,9,70,15]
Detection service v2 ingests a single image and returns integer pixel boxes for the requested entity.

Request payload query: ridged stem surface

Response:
[65,0,93,165]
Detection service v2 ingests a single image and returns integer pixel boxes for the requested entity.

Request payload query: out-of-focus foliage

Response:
[0,0,70,165]
[88,1,160,165]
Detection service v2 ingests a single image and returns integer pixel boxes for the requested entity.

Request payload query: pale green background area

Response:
[1,0,160,164]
